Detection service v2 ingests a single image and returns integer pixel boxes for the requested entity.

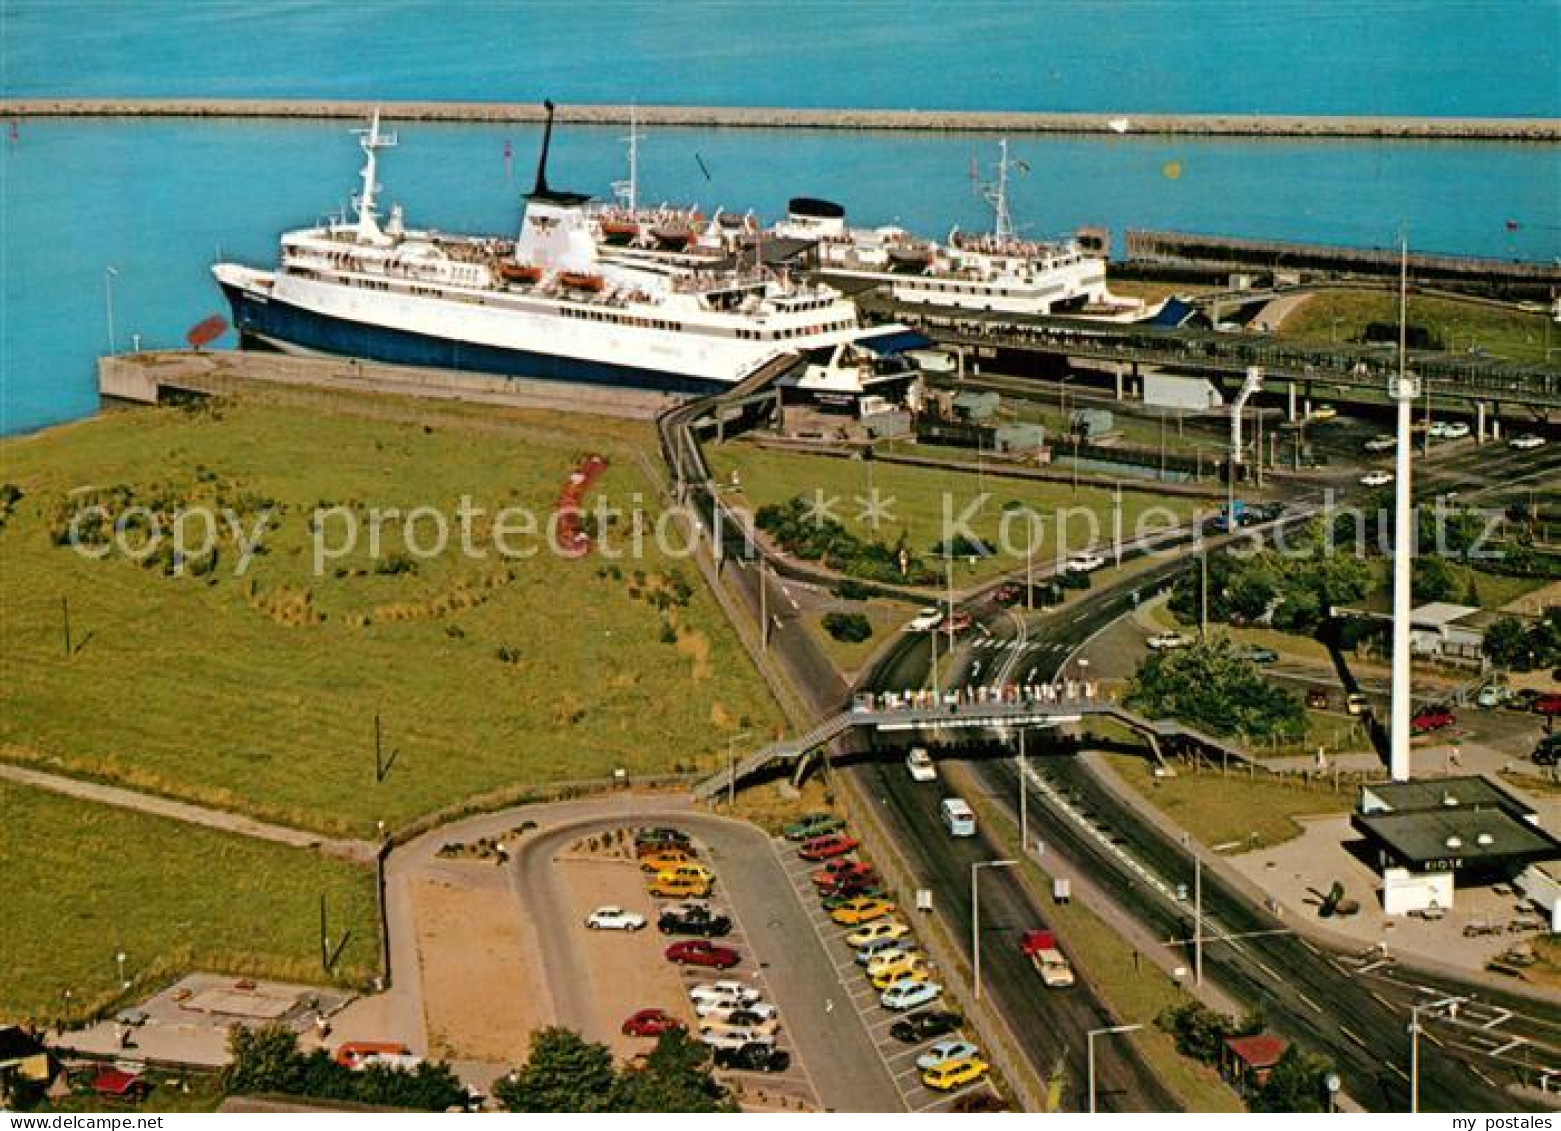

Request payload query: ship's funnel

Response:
[526,101,591,206]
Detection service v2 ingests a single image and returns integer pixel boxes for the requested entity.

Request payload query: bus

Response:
[940,797,976,837]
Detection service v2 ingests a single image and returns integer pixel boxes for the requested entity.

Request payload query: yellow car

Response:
[657,863,715,886]
[639,849,696,873]
[922,1056,990,1092]
[830,897,896,926]
[864,947,921,978]
[846,919,910,948]
[871,957,931,990]
[648,874,711,899]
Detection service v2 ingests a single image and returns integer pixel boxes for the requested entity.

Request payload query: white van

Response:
[940,797,976,837]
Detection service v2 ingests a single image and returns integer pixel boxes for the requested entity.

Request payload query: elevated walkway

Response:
[692,693,1251,799]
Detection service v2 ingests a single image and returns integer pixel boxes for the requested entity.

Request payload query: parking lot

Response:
[775,839,1002,1113]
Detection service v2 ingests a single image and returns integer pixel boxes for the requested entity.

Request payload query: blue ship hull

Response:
[219,283,730,397]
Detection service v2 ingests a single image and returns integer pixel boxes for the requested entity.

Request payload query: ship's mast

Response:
[351,109,398,245]
[984,139,1015,241]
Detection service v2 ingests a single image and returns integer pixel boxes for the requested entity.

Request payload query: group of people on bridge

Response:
[855,677,1105,715]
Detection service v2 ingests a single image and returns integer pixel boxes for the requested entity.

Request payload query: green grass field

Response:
[0,395,782,835]
[1,781,378,1023]
[1103,753,1353,851]
[706,443,1199,584]
[1277,290,1556,364]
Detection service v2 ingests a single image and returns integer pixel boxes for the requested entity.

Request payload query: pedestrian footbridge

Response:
[692,689,1250,799]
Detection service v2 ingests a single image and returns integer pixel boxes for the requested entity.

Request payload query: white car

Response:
[905,607,944,632]
[906,747,938,783]
[1360,471,1394,488]
[689,981,761,1007]
[699,1013,781,1038]
[1427,420,1451,439]
[1441,421,1471,440]
[881,979,943,1011]
[697,1026,776,1051]
[1510,434,1547,451]
[694,997,777,1022]
[1065,551,1107,573]
[1476,684,1512,709]
[846,919,910,948]
[916,1039,980,1071]
[1362,435,1397,453]
[585,906,646,931]
[1146,630,1193,652]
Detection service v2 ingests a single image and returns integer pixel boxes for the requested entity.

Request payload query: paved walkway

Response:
[0,761,375,862]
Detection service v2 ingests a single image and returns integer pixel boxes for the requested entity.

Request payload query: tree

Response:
[1251,1047,1333,1113]
[612,1029,736,1112]
[822,611,873,643]
[1483,616,1531,669]
[226,1023,308,1096]
[1412,556,1460,603]
[1126,640,1306,741]
[494,1027,618,1113]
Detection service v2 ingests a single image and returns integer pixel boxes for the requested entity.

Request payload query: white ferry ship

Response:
[213,104,917,396]
[775,141,1150,320]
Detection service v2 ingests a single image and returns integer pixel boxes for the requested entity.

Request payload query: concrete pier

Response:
[6,98,1559,141]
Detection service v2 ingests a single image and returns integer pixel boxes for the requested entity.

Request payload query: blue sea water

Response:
[1,1,1559,435]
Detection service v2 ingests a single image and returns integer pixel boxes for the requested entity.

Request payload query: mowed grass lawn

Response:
[1278,289,1555,364]
[706,443,1199,583]
[1,781,378,1022]
[0,396,782,835]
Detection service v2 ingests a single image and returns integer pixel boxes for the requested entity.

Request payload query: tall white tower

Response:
[1388,239,1419,782]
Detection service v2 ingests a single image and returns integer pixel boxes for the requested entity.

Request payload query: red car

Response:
[665,940,741,969]
[1534,694,1561,717]
[798,834,860,861]
[812,860,874,889]
[622,1008,685,1037]
[1411,709,1457,733]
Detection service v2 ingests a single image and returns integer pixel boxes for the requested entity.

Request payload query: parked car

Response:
[1509,433,1547,451]
[635,827,691,850]
[649,874,711,899]
[640,848,697,872]
[1065,550,1107,573]
[697,1026,775,1051]
[906,747,939,783]
[1427,420,1451,439]
[700,1013,780,1040]
[881,979,943,1012]
[783,812,845,841]
[922,1056,990,1092]
[1532,735,1561,767]
[1146,630,1193,651]
[1411,708,1457,733]
[666,940,741,970]
[847,919,911,948]
[1360,471,1394,488]
[916,1039,981,1072]
[856,938,916,965]
[1363,435,1397,453]
[1240,645,1279,664]
[905,607,944,632]
[657,863,715,886]
[1507,689,1546,712]
[821,884,889,909]
[830,897,896,926]
[713,1042,791,1073]
[585,906,647,931]
[870,957,932,990]
[889,1010,964,1044]
[1476,683,1513,709]
[1441,421,1471,440]
[798,833,860,861]
[697,1000,778,1026]
[1533,694,1561,717]
[813,860,876,889]
[658,906,733,938]
[622,1008,684,1037]
[689,981,760,1007]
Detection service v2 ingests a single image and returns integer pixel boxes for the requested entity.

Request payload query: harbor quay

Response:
[4,97,1559,141]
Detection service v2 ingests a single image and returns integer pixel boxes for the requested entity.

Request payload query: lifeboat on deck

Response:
[598,217,640,245]
[498,261,543,284]
[559,271,605,292]
[652,223,696,250]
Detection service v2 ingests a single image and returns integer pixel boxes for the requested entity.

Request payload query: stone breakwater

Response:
[5,98,1559,141]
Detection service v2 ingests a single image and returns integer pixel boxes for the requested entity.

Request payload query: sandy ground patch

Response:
[412,871,545,1063]
[555,856,698,1060]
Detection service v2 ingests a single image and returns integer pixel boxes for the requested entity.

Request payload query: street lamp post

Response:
[104,266,119,355]
[115,950,127,988]
[971,859,1016,1001]
[1017,727,1028,851]
[1088,1023,1144,1112]
[1409,996,1465,1112]
[1026,509,1035,612]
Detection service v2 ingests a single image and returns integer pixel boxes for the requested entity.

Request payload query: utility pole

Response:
[1409,996,1465,1112]
[758,555,768,652]
[1025,510,1035,611]
[1112,483,1123,568]
[1018,727,1028,851]
[1199,550,1209,642]
[1194,850,1204,985]
[1088,1024,1144,1113]
[971,859,1016,1001]
[945,548,955,656]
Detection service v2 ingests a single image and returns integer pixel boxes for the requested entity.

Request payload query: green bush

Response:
[822,612,873,644]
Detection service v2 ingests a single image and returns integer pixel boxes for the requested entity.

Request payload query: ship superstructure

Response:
[214,104,908,395]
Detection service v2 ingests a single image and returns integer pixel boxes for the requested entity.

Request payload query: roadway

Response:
[857,560,1549,1111]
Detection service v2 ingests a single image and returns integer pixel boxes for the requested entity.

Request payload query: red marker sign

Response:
[185,314,228,350]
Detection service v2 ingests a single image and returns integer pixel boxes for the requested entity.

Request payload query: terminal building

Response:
[1352,775,1561,924]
